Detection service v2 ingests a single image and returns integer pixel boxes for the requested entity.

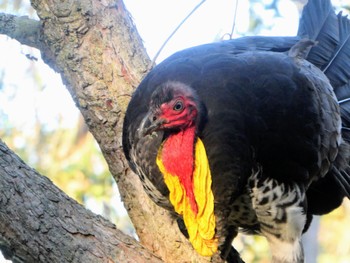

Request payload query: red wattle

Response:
[161,126,198,214]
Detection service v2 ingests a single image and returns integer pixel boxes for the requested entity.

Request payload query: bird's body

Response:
[122,0,350,262]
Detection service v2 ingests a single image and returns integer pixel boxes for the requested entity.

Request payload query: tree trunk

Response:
[0,0,212,262]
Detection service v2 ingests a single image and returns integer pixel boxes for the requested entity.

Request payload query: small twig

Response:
[221,0,239,40]
[148,0,207,71]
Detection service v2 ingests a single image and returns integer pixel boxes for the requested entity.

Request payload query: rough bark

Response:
[0,140,163,263]
[0,0,212,262]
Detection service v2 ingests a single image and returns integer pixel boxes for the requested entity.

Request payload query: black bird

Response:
[122,0,350,262]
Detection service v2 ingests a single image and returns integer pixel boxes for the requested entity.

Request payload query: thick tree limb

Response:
[0,0,214,262]
[0,13,43,50]
[0,140,163,263]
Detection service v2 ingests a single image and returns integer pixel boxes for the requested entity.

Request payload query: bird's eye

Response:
[173,100,184,111]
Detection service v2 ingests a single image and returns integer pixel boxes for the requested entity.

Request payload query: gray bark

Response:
[0,140,163,263]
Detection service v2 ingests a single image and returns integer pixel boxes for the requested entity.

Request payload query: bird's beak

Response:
[142,112,167,136]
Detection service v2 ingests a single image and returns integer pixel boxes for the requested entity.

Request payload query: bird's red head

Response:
[146,81,199,133]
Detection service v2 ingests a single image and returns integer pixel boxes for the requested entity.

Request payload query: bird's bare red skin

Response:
[161,126,198,214]
[158,97,199,214]
[159,96,198,129]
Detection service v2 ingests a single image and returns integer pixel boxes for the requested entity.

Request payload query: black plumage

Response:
[122,0,350,262]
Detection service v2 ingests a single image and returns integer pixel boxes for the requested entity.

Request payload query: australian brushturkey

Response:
[123,0,350,262]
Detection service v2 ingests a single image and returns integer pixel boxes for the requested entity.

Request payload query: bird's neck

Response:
[161,125,198,213]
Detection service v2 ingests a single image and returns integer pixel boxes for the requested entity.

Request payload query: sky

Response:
[124,0,299,61]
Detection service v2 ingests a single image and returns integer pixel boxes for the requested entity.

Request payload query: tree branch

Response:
[0,0,211,262]
[0,140,163,263]
[0,13,43,50]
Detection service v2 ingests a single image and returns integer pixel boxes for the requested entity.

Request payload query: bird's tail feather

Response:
[299,0,350,138]
[297,0,338,69]
[332,167,350,197]
[298,0,350,198]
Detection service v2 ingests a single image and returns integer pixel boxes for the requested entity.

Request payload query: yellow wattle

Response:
[156,138,218,257]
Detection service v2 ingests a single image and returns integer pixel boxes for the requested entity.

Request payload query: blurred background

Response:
[0,0,349,262]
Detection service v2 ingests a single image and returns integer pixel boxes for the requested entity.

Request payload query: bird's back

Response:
[129,45,342,201]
